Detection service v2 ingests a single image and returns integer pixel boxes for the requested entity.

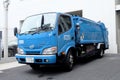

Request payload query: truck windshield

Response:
[20,13,57,34]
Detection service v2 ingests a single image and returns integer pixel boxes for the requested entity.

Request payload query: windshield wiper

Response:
[20,25,52,35]
[20,27,40,34]
[20,30,36,35]
[41,24,52,30]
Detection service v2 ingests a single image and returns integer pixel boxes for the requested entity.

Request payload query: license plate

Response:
[26,57,34,63]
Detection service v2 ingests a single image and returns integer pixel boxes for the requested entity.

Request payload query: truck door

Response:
[57,14,75,55]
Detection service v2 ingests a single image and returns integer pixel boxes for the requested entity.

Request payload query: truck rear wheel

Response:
[29,64,40,71]
[64,49,74,71]
[97,48,104,58]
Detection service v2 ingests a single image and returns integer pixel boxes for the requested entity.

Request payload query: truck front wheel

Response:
[64,49,74,71]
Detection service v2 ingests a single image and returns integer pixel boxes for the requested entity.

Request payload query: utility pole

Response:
[3,0,10,58]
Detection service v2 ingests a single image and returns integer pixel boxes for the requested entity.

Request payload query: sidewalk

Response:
[0,57,16,64]
[0,57,25,71]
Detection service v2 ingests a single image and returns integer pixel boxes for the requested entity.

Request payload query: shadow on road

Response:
[22,54,110,80]
[25,55,104,74]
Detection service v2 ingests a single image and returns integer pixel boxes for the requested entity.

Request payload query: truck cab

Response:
[15,12,76,71]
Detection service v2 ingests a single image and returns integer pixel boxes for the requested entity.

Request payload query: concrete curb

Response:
[0,57,16,64]
[0,62,25,70]
[0,57,25,71]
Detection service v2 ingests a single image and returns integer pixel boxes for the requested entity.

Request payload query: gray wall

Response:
[116,0,120,4]
[116,11,120,53]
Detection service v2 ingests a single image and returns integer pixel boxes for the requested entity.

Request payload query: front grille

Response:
[26,53,40,55]
[23,45,43,49]
[26,51,40,55]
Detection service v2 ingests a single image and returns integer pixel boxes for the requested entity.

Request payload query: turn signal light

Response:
[61,52,65,55]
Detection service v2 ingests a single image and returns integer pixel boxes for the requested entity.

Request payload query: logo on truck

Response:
[29,45,34,49]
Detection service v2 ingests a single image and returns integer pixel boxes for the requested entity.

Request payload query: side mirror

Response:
[14,27,18,36]
[76,23,80,30]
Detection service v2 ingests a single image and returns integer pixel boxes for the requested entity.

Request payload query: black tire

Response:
[29,64,40,71]
[97,48,104,58]
[64,49,74,71]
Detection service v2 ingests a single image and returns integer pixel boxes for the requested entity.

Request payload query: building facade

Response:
[0,0,119,53]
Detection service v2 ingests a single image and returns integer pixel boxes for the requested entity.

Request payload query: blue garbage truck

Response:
[14,12,109,71]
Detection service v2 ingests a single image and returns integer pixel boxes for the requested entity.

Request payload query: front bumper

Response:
[15,54,56,64]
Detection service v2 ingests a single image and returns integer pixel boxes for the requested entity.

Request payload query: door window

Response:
[58,15,71,35]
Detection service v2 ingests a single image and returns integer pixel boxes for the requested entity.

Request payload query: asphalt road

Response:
[1,54,120,80]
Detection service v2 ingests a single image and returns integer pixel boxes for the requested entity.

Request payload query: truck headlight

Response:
[42,46,57,55]
[17,48,24,55]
